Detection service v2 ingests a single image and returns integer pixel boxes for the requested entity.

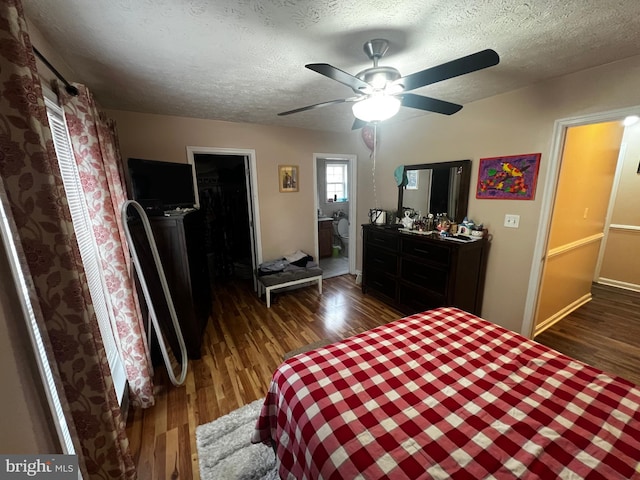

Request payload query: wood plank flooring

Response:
[126,279,640,479]
[534,283,640,385]
[125,274,402,479]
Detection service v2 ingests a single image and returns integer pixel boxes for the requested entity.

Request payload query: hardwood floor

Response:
[125,274,402,479]
[126,280,640,479]
[534,283,640,385]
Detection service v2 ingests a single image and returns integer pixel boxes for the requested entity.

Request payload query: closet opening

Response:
[187,147,262,291]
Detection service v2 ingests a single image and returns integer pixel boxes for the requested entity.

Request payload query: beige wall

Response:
[548,122,623,248]
[600,121,640,287]
[110,55,640,333]
[535,122,623,330]
[536,241,603,324]
[107,111,355,261]
[0,241,59,453]
[358,54,640,332]
[8,18,640,456]
[23,19,640,336]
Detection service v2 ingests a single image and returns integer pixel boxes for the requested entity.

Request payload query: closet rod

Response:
[32,46,79,96]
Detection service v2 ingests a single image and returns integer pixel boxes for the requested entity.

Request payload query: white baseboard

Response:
[534,293,592,337]
[597,278,640,292]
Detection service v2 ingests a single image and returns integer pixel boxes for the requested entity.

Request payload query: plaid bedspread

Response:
[252,307,640,479]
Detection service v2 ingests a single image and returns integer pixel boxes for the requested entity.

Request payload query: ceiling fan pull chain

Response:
[372,123,378,209]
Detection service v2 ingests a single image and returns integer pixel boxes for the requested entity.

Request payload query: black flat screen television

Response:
[128,158,196,211]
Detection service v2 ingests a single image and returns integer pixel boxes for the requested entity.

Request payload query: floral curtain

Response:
[0,0,135,478]
[58,84,155,409]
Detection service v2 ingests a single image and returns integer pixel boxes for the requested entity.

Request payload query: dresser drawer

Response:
[365,228,399,251]
[398,285,445,314]
[364,269,397,298]
[401,259,448,294]
[401,238,450,266]
[364,246,398,274]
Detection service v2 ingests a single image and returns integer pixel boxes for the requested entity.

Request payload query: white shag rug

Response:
[196,399,278,480]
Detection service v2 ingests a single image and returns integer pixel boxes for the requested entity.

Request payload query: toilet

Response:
[334,217,349,255]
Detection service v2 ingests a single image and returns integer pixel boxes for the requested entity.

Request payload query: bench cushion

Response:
[258,268,323,288]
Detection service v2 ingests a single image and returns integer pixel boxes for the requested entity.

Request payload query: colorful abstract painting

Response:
[476,153,541,200]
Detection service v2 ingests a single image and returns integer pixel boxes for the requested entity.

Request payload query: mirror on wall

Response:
[397,159,471,222]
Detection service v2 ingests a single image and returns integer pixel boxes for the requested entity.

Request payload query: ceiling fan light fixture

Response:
[352,95,401,122]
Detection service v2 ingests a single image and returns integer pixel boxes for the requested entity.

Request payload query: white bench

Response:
[258,267,323,308]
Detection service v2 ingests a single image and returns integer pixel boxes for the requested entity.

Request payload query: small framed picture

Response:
[279,165,298,192]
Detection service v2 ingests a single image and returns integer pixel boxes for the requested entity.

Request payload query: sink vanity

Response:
[318,217,334,258]
[362,160,489,316]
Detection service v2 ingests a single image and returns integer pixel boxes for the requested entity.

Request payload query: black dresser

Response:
[362,224,488,316]
[129,209,211,360]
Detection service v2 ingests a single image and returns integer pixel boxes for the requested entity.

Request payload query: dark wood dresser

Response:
[362,224,488,316]
[129,209,211,360]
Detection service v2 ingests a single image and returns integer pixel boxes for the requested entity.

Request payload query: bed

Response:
[252,307,640,479]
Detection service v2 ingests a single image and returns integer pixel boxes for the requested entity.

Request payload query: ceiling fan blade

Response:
[401,93,462,115]
[306,63,371,92]
[278,98,349,116]
[351,118,367,130]
[400,49,499,92]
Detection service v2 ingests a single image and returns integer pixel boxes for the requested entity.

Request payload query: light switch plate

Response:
[504,214,520,228]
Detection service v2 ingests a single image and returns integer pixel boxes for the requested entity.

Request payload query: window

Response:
[406,170,419,190]
[45,98,127,405]
[326,163,348,203]
[0,196,76,454]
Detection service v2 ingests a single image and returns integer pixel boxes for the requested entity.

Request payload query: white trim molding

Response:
[597,278,640,292]
[547,233,604,258]
[185,146,263,288]
[609,224,640,231]
[521,103,640,338]
[533,293,592,337]
[313,153,358,275]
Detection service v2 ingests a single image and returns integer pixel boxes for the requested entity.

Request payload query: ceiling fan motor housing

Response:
[355,66,401,92]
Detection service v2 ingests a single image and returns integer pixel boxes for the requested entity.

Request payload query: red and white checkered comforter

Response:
[252,307,640,479]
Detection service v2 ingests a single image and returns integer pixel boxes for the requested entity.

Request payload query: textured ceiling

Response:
[22,0,640,132]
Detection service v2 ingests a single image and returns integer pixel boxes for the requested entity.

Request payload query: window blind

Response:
[0,194,76,455]
[45,99,127,404]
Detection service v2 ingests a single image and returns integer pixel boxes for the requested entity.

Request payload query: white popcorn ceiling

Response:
[22,0,640,132]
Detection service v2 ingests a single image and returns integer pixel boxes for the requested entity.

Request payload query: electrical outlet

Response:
[504,214,520,228]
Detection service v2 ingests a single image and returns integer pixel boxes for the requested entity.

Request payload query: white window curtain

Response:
[45,97,127,404]
[57,81,154,408]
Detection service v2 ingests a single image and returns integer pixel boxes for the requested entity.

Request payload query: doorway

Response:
[522,106,640,338]
[313,153,357,278]
[186,147,262,291]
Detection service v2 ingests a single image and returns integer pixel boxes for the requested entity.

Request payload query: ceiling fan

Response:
[278,39,500,129]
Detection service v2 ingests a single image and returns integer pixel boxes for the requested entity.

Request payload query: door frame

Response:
[521,104,640,337]
[186,146,263,291]
[313,153,358,274]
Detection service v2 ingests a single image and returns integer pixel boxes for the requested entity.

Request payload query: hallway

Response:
[535,284,640,385]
